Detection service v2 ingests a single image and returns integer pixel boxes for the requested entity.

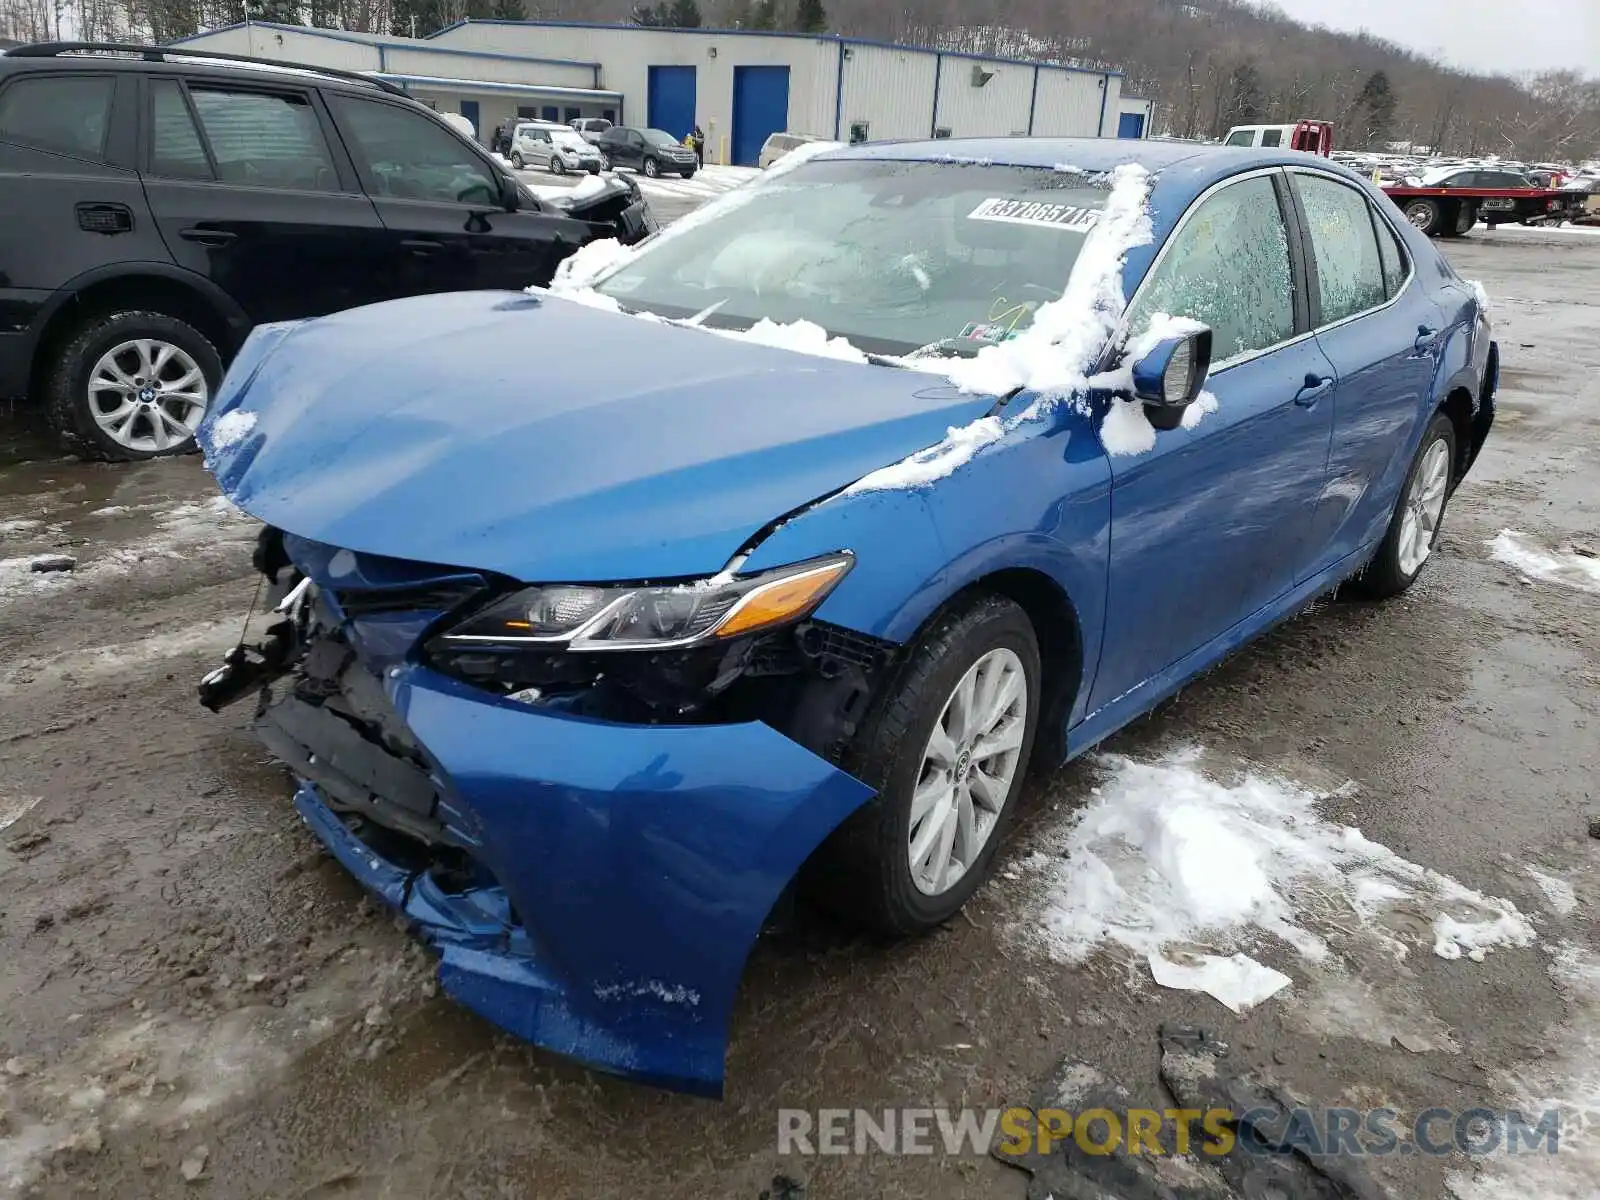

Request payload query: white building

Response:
[170,19,1140,166]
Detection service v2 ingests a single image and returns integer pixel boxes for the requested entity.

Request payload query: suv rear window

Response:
[188,86,339,191]
[0,75,114,159]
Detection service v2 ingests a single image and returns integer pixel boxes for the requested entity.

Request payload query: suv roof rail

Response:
[4,40,408,97]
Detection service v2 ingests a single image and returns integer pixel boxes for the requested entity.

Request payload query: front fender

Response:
[744,409,1111,727]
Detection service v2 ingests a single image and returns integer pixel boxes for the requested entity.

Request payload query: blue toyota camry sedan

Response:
[197,138,1496,1096]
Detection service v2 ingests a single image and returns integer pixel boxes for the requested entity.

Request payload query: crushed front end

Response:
[201,528,886,1095]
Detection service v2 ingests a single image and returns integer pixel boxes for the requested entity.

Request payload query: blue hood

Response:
[204,292,994,582]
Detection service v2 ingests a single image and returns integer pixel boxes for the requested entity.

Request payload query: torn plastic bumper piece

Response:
[292,664,874,1096]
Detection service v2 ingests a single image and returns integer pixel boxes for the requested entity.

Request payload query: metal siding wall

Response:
[384,46,593,88]
[1030,69,1109,137]
[179,27,379,71]
[429,26,835,162]
[837,43,937,142]
[934,55,1035,137]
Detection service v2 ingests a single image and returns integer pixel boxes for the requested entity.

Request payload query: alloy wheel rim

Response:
[88,339,208,453]
[908,647,1028,897]
[1397,437,1450,576]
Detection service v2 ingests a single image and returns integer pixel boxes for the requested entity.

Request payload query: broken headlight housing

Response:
[438,553,854,651]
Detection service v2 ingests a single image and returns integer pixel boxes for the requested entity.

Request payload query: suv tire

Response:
[46,310,223,463]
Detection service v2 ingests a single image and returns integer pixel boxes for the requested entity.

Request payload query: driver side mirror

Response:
[499,173,522,212]
[1129,327,1213,431]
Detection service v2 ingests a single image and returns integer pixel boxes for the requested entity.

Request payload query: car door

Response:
[139,75,390,324]
[326,93,581,295]
[1087,169,1337,714]
[1290,169,1446,576]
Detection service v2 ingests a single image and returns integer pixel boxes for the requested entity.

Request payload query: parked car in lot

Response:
[0,42,657,461]
[197,138,1495,1096]
[570,116,613,144]
[594,124,697,177]
[511,122,603,174]
[758,130,825,169]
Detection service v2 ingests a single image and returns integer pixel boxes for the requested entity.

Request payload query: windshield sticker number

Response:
[967,197,1101,231]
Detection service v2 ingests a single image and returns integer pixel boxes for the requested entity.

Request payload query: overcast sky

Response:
[1266,0,1598,77]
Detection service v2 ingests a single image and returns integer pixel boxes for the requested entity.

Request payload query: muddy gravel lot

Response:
[1,226,1596,1200]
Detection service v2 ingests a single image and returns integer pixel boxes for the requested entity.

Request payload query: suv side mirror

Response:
[1130,327,1213,431]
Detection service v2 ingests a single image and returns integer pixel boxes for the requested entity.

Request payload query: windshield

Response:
[593,160,1110,356]
[643,129,680,147]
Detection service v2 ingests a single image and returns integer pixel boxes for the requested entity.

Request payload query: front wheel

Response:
[548,156,565,175]
[803,594,1041,936]
[45,310,222,462]
[642,156,661,178]
[1350,412,1457,599]
[510,151,525,169]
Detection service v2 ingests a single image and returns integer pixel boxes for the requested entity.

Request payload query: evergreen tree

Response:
[791,0,823,32]
[747,0,777,30]
[1224,62,1265,128]
[1356,70,1398,148]
[492,0,527,19]
[668,0,701,27]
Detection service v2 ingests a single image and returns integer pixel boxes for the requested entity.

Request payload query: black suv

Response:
[595,126,698,179]
[0,42,657,461]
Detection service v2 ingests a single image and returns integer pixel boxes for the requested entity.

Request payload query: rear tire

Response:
[1349,411,1457,600]
[803,594,1041,936]
[45,310,222,463]
[1403,198,1442,236]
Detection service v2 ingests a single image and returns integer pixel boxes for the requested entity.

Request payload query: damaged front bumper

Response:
[209,584,874,1096]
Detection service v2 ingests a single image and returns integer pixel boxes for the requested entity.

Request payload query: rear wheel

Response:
[45,310,222,462]
[804,594,1041,936]
[642,156,661,178]
[1349,411,1457,599]
[1403,198,1442,236]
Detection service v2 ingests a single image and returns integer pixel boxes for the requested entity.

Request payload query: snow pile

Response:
[548,236,635,292]
[845,417,1005,494]
[1527,867,1579,916]
[1468,279,1492,315]
[1489,530,1600,593]
[568,172,609,201]
[1022,749,1536,1008]
[206,409,256,453]
[710,317,867,364]
[1446,944,1600,1200]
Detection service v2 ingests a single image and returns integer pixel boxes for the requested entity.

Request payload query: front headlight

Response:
[440,553,853,651]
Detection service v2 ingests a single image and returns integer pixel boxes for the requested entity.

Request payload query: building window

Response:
[848,121,869,144]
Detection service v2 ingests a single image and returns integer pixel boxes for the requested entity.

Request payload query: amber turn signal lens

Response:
[713,559,852,638]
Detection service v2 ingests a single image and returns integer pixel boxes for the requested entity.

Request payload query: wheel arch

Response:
[27,265,249,402]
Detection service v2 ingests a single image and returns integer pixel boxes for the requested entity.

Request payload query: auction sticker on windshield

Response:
[967,197,1101,230]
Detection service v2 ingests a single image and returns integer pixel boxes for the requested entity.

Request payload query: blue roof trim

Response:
[427,18,1123,79]
[373,73,620,99]
[166,21,600,71]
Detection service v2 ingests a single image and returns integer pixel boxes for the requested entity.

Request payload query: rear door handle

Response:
[401,238,443,254]
[1294,373,1334,407]
[179,227,237,247]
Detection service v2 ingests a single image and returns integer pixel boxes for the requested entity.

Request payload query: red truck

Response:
[1223,120,1586,236]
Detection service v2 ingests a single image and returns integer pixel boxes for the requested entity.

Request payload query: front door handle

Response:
[179,227,237,247]
[401,238,443,254]
[1294,373,1334,407]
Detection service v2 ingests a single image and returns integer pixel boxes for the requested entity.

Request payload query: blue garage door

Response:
[647,66,696,141]
[1117,111,1146,139]
[731,65,790,167]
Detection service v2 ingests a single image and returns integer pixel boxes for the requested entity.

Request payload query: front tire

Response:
[804,594,1041,936]
[1350,411,1457,599]
[510,151,525,169]
[642,156,661,178]
[548,156,565,175]
[45,311,222,463]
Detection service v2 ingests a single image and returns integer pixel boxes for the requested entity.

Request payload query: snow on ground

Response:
[1488,530,1600,593]
[1019,748,1536,1012]
[1485,221,1600,237]
[1446,943,1600,1200]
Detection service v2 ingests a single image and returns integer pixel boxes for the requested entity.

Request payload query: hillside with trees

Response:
[3,0,1596,160]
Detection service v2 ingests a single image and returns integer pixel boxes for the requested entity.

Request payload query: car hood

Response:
[202,291,996,583]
